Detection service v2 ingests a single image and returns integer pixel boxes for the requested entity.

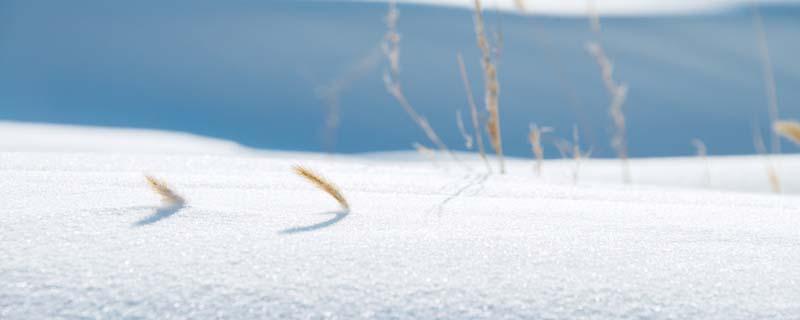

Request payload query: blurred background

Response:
[1,0,799,158]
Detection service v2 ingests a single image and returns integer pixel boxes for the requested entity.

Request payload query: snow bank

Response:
[0,121,246,155]
[2,122,799,318]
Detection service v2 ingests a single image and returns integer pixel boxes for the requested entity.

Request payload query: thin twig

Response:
[752,2,781,154]
[316,44,383,153]
[457,53,492,173]
[553,126,591,185]
[529,124,552,177]
[456,110,474,149]
[382,1,457,162]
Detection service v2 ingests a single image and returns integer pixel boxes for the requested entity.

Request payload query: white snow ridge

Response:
[1,122,800,319]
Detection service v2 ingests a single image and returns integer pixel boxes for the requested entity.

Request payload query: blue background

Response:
[1,0,799,158]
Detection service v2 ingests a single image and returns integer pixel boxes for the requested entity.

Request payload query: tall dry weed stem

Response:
[317,45,382,152]
[586,42,630,184]
[753,4,781,153]
[382,1,454,159]
[293,166,350,210]
[457,53,491,172]
[554,126,590,185]
[456,110,474,149]
[529,124,551,177]
[473,0,505,173]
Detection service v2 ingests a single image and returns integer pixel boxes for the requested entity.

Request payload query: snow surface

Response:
[2,122,800,319]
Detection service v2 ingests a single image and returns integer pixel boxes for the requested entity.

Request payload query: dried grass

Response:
[774,120,800,145]
[529,124,552,177]
[457,53,491,173]
[472,0,505,174]
[753,4,781,153]
[554,126,591,185]
[456,110,474,149]
[382,1,454,160]
[144,175,185,205]
[586,42,631,184]
[316,45,382,153]
[293,165,350,210]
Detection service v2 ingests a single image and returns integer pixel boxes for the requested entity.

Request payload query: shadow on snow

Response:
[133,202,185,226]
[279,210,349,235]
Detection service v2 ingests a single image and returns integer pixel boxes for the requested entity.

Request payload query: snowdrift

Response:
[2,123,799,318]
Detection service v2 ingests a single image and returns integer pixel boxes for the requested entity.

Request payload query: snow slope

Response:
[2,122,800,319]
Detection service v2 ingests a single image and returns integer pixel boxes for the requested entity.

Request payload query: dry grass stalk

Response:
[754,125,781,193]
[766,165,781,194]
[529,124,552,177]
[293,165,350,210]
[753,4,781,153]
[554,126,591,185]
[144,175,185,205]
[382,1,454,160]
[691,139,711,188]
[774,120,800,145]
[456,110,473,149]
[457,53,492,173]
[586,41,631,184]
[473,0,505,174]
[316,45,382,153]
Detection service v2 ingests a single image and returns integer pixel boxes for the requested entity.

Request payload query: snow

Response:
[0,122,246,155]
[2,122,800,319]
